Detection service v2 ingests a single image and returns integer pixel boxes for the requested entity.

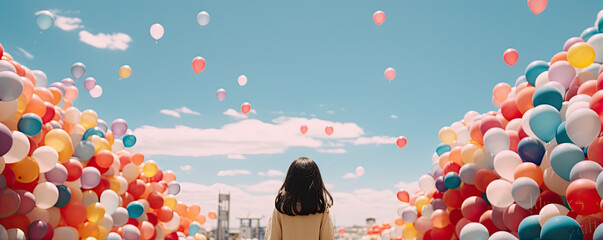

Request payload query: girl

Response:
[265,157,335,240]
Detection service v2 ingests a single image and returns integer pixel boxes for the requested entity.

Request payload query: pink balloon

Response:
[503,49,518,66]
[216,89,226,102]
[493,83,512,103]
[84,77,96,91]
[384,67,396,81]
[0,188,20,218]
[300,125,308,135]
[373,11,385,25]
[549,61,576,89]
[527,0,547,15]
[479,116,502,135]
[241,102,251,115]
[325,126,334,136]
[564,37,584,52]
[192,57,206,74]
[111,119,128,137]
[15,190,35,215]
[396,136,407,149]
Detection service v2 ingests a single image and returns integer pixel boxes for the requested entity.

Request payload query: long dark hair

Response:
[275,157,333,216]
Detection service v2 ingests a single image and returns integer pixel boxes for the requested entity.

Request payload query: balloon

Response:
[529,105,561,142]
[241,102,251,115]
[355,166,365,177]
[566,108,601,147]
[525,61,549,86]
[397,189,410,202]
[192,57,206,74]
[459,163,478,184]
[111,207,129,226]
[9,156,39,183]
[550,143,585,181]
[119,65,131,79]
[494,150,522,181]
[99,190,119,215]
[568,42,595,68]
[533,86,563,112]
[396,136,407,148]
[127,201,144,218]
[123,133,136,147]
[383,67,397,81]
[511,177,540,209]
[373,10,385,25]
[196,11,210,26]
[518,215,541,240]
[516,137,545,165]
[570,160,602,181]
[539,203,569,227]
[14,190,34,215]
[55,185,71,207]
[122,224,140,240]
[483,128,509,155]
[33,182,58,209]
[503,49,519,66]
[81,167,101,189]
[588,34,603,64]
[83,77,96,91]
[480,116,503,135]
[540,216,583,240]
[459,222,489,240]
[486,180,513,208]
[89,85,102,98]
[35,10,55,30]
[402,207,418,223]
[45,163,67,184]
[143,160,158,177]
[299,125,308,135]
[436,143,451,156]
[566,179,601,215]
[216,88,226,101]
[0,188,20,218]
[27,220,48,240]
[0,99,17,121]
[419,175,436,193]
[75,140,94,161]
[548,61,575,90]
[150,23,164,41]
[325,125,334,136]
[110,118,127,138]
[461,197,488,222]
[0,71,23,101]
[439,127,457,145]
[17,113,42,136]
[444,172,461,189]
[70,62,85,80]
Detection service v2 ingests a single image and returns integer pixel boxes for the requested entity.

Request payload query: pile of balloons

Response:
[0,45,213,240]
[380,10,603,240]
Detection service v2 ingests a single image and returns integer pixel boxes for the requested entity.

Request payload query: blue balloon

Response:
[525,60,549,86]
[189,223,201,235]
[17,113,42,136]
[529,105,561,142]
[443,172,461,190]
[82,127,104,140]
[435,176,448,192]
[518,215,541,240]
[593,221,603,240]
[517,137,545,165]
[123,134,137,148]
[599,17,603,33]
[127,201,144,218]
[75,140,95,161]
[35,11,54,30]
[533,86,563,110]
[556,122,574,145]
[581,27,599,41]
[550,143,585,181]
[55,185,71,208]
[436,143,451,156]
[540,216,583,240]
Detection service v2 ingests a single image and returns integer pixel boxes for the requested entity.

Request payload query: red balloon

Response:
[165,232,179,240]
[565,77,581,101]
[501,98,522,120]
[42,224,54,240]
[63,159,83,181]
[121,192,134,207]
[127,218,139,226]
[578,215,603,240]
[61,201,86,226]
[479,210,499,235]
[26,136,37,156]
[396,136,407,149]
[191,57,206,74]
[461,196,489,222]
[479,116,502,135]
[460,184,481,199]
[128,179,146,199]
[430,224,454,239]
[449,209,463,225]
[491,207,509,231]
[241,102,251,115]
[325,126,334,136]
[147,191,164,209]
[0,42,3,59]
[470,120,484,145]
[300,125,308,135]
[0,214,30,234]
[3,167,16,188]
[41,102,55,124]
[92,177,110,196]
[588,136,603,166]
[598,73,603,91]
[530,190,563,214]
[474,169,500,192]
[503,204,531,232]
[455,218,471,237]
[443,189,463,209]
[149,169,163,182]
[443,162,461,175]
[503,49,519,66]
[506,130,519,152]
[87,156,109,175]
[146,212,158,226]
[10,177,38,193]
[396,189,409,202]
[566,179,602,215]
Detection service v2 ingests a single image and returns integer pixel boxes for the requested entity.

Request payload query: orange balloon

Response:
[63,100,72,109]
[33,88,54,103]
[95,150,114,168]
[23,94,46,118]
[516,82,529,93]
[439,152,451,168]
[48,87,62,105]
[516,86,536,114]
[21,65,36,85]
[514,162,544,187]
[431,210,450,228]
[9,61,25,76]
[395,218,404,226]
[157,206,174,222]
[140,221,155,240]
[188,204,201,218]
[105,130,114,146]
[64,86,79,102]
[70,186,83,202]
[163,170,176,182]
[20,77,34,104]
[449,146,463,166]
[78,221,100,239]
[131,152,145,166]
[550,52,568,65]
[9,156,40,183]
[470,121,484,146]
[196,214,207,225]
[208,211,217,220]
[578,80,597,96]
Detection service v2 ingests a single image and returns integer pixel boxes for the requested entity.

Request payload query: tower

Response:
[217,193,230,240]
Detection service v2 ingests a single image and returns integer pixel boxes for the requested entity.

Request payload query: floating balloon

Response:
[237,75,247,86]
[396,136,407,149]
[355,166,365,177]
[35,10,55,30]
[511,177,539,209]
[516,137,545,165]
[527,0,547,15]
[192,57,206,74]
[150,23,164,41]
[71,62,85,80]
[119,65,131,79]
[503,49,518,66]
[397,189,410,202]
[197,11,210,26]
[373,11,385,25]
[384,67,396,81]
[216,89,226,101]
[241,102,251,115]
[300,125,308,134]
[325,126,334,136]
[84,77,96,91]
[89,85,102,98]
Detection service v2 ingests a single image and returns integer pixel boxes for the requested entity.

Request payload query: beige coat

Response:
[264,208,335,240]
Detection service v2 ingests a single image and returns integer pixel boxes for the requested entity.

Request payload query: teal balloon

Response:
[75,140,95,161]
[82,127,104,140]
[593,222,603,240]
[436,143,451,156]
[188,223,200,235]
[556,122,573,144]
[127,201,144,218]
[443,172,461,190]
[529,105,561,142]
[540,216,583,240]
[17,113,42,136]
[581,27,599,41]
[550,143,585,181]
[525,61,549,86]
[123,134,137,148]
[518,215,541,240]
[35,11,54,30]
[599,18,603,33]
[533,86,563,110]
[54,185,71,208]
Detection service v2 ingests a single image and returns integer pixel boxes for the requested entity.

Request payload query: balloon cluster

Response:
[0,45,211,240]
[382,11,603,240]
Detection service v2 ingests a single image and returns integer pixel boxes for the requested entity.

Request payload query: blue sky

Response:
[1,0,602,226]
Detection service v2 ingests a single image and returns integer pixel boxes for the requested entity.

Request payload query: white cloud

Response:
[393,181,419,196]
[223,109,248,119]
[217,169,252,177]
[16,47,33,60]
[239,180,282,193]
[390,115,398,119]
[54,15,83,31]
[160,109,181,118]
[318,148,347,154]
[177,182,400,227]
[180,164,192,172]
[342,173,357,179]
[258,170,285,177]
[328,142,345,147]
[353,136,396,145]
[227,154,246,160]
[176,106,200,116]
[79,30,132,51]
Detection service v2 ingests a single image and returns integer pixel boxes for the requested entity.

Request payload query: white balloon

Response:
[511,177,540,209]
[493,150,522,181]
[483,128,510,155]
[0,225,6,240]
[54,227,79,240]
[568,94,592,107]
[0,60,16,73]
[100,190,120,215]
[460,223,489,240]
[486,179,513,208]
[112,207,129,226]
[238,75,247,86]
[32,70,47,87]
[535,71,549,88]
[473,147,495,170]
[566,108,601,147]
[33,182,59,209]
[6,228,25,240]
[587,33,603,63]
[197,11,210,26]
[565,101,589,119]
[543,81,566,99]
[418,175,435,193]
[505,119,522,132]
[539,203,569,227]
[64,107,81,124]
[521,108,537,139]
[570,160,603,181]
[355,166,365,177]
[4,131,30,164]
[150,23,164,40]
[0,99,17,121]
[164,212,181,231]
[31,146,59,173]
[489,231,518,240]
[89,85,103,98]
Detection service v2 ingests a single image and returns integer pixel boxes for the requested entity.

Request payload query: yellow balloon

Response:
[107,177,120,193]
[567,42,595,68]
[119,65,132,79]
[79,110,98,129]
[78,221,99,239]
[415,196,429,214]
[16,94,27,113]
[9,156,40,183]
[164,195,177,209]
[45,129,71,152]
[86,203,105,223]
[461,143,481,164]
[438,127,457,145]
[143,160,158,177]
[402,223,418,240]
[97,226,109,240]
[89,136,111,153]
